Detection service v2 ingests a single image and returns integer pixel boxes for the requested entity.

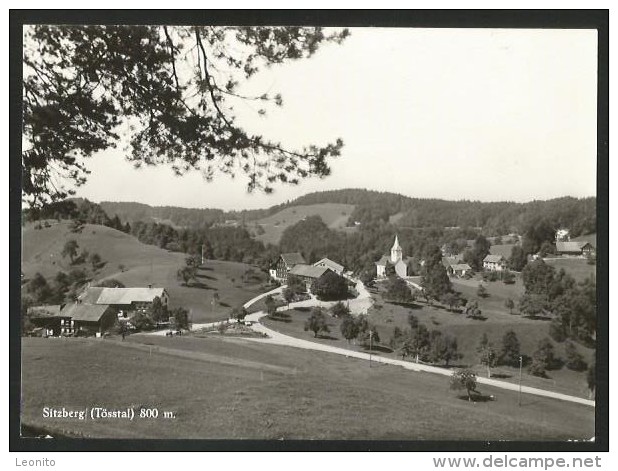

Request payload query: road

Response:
[241,286,594,408]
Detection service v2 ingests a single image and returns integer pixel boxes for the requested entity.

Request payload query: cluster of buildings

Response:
[27,286,169,337]
[270,253,345,287]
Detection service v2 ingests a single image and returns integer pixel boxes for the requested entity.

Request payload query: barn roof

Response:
[27,305,64,318]
[62,303,111,322]
[484,254,506,263]
[450,263,472,271]
[280,252,306,267]
[289,264,331,279]
[95,287,166,305]
[79,287,166,305]
[556,241,591,253]
[313,258,344,272]
[489,244,516,259]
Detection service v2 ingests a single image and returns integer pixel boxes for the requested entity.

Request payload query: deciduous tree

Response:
[23,25,348,206]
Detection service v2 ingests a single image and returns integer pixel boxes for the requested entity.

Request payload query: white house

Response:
[483,254,507,271]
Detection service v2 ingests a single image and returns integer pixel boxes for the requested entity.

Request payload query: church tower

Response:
[390,235,403,263]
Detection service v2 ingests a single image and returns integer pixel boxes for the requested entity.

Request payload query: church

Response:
[375,235,413,278]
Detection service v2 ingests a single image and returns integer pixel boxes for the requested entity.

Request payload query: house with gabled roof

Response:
[313,257,344,275]
[288,264,333,287]
[273,252,306,281]
[483,254,507,271]
[447,263,472,277]
[78,286,169,313]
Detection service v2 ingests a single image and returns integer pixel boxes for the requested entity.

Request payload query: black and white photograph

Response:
[11,10,608,452]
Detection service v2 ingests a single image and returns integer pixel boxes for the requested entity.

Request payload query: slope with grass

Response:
[21,336,594,440]
[21,221,269,323]
[250,203,354,245]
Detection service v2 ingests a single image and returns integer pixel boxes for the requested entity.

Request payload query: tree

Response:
[564,341,587,371]
[89,252,102,270]
[409,323,431,363]
[176,265,197,286]
[450,369,478,402]
[304,307,330,338]
[498,330,521,367]
[149,296,167,323]
[440,291,464,312]
[170,307,190,330]
[23,25,348,207]
[131,311,155,331]
[287,274,306,295]
[264,294,278,318]
[504,298,515,314]
[310,271,348,301]
[476,284,488,298]
[477,333,497,378]
[385,276,415,304]
[522,259,556,295]
[587,363,595,396]
[340,315,359,343]
[509,245,527,271]
[330,301,350,318]
[282,287,295,308]
[464,235,491,271]
[94,278,125,288]
[118,264,126,273]
[518,293,548,318]
[531,337,556,371]
[429,331,461,366]
[464,301,482,319]
[231,305,247,323]
[355,315,380,348]
[61,239,79,264]
[421,258,452,301]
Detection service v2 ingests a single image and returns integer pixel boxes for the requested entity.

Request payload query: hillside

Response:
[21,221,268,323]
[250,203,355,245]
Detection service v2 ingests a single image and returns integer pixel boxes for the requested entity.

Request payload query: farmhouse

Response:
[27,305,73,336]
[555,241,596,257]
[447,263,472,277]
[288,264,333,287]
[312,257,344,275]
[375,235,413,278]
[483,254,507,271]
[79,286,169,313]
[273,252,306,281]
[61,302,117,335]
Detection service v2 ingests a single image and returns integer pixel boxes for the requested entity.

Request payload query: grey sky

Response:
[73,27,598,210]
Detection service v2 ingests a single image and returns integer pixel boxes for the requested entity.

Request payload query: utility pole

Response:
[518,355,523,406]
[369,330,373,368]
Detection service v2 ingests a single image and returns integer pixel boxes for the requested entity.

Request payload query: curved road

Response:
[241,284,594,408]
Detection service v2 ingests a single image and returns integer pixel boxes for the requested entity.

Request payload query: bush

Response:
[564,341,587,371]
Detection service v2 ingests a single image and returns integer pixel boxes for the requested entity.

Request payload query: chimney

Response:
[148,284,152,289]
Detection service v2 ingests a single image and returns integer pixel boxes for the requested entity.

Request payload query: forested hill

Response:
[93,188,593,237]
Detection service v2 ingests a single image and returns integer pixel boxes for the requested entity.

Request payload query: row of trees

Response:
[520,260,596,344]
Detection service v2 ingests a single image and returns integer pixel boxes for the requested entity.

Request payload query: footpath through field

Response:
[241,282,594,408]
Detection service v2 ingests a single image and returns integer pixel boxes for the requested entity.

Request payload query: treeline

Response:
[129,220,278,271]
[272,189,596,237]
[23,198,131,233]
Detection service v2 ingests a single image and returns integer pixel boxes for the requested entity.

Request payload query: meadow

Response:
[250,203,354,245]
[21,336,594,440]
[21,221,268,323]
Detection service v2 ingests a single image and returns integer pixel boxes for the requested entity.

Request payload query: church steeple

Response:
[390,235,403,263]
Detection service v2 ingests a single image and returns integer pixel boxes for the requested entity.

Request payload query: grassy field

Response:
[21,221,268,323]
[21,336,594,440]
[262,278,594,399]
[544,258,596,282]
[250,203,354,245]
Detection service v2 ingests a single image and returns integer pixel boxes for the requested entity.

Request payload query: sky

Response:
[71,27,598,210]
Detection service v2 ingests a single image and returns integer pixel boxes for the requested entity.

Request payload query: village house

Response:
[78,286,169,315]
[273,252,306,282]
[375,235,413,278]
[61,302,117,335]
[555,241,596,257]
[288,264,334,288]
[447,263,472,278]
[312,257,344,275]
[483,254,508,271]
[27,305,73,337]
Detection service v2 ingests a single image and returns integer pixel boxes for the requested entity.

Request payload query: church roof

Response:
[391,235,401,251]
[375,255,391,266]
